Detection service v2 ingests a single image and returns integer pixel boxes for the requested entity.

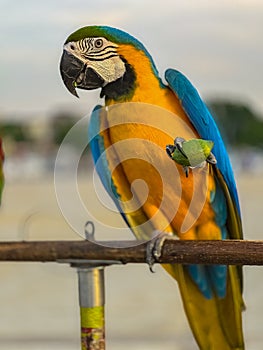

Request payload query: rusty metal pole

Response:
[76,265,106,350]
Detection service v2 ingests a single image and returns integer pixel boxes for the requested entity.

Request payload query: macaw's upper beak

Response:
[59,50,105,97]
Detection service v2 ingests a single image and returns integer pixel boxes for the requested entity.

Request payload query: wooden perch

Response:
[0,239,261,265]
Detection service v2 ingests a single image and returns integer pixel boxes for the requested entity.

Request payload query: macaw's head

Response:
[60,26,159,101]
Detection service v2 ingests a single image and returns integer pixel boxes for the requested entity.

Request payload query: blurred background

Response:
[0,0,263,349]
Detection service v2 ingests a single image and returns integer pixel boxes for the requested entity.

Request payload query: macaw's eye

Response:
[94,39,103,48]
[70,44,75,50]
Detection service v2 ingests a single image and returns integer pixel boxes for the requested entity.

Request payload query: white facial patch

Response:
[64,37,126,85]
[89,56,126,85]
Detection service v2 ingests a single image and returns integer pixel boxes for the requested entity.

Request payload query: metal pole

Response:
[77,265,105,350]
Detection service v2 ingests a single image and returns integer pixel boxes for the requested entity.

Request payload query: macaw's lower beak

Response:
[60,50,104,97]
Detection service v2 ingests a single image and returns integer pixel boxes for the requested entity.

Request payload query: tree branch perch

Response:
[0,239,261,265]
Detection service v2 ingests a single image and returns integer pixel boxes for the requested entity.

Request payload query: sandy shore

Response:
[0,174,262,349]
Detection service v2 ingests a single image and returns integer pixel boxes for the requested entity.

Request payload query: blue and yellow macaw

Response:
[60,26,245,349]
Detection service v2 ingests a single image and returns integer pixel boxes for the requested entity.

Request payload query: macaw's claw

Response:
[183,166,189,178]
[146,231,177,272]
[146,237,157,272]
[174,137,188,158]
[206,152,217,165]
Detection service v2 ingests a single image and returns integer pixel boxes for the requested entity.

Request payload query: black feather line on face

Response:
[84,53,118,61]
[100,58,136,101]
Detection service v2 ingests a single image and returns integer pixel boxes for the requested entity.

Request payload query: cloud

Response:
[1,0,263,116]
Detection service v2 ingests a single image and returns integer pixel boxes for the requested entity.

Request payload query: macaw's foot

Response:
[183,166,189,177]
[206,152,217,165]
[146,231,177,272]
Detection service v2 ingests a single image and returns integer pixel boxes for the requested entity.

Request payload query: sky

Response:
[1,0,263,119]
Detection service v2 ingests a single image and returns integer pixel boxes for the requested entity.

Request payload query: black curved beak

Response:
[59,50,105,97]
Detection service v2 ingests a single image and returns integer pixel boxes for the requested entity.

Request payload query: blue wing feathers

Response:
[187,264,227,299]
[211,178,228,229]
[88,106,131,227]
[165,69,242,299]
[187,265,213,299]
[165,69,240,214]
[208,265,228,298]
[88,106,115,196]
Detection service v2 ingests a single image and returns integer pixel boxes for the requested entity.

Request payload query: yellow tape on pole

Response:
[80,306,105,350]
